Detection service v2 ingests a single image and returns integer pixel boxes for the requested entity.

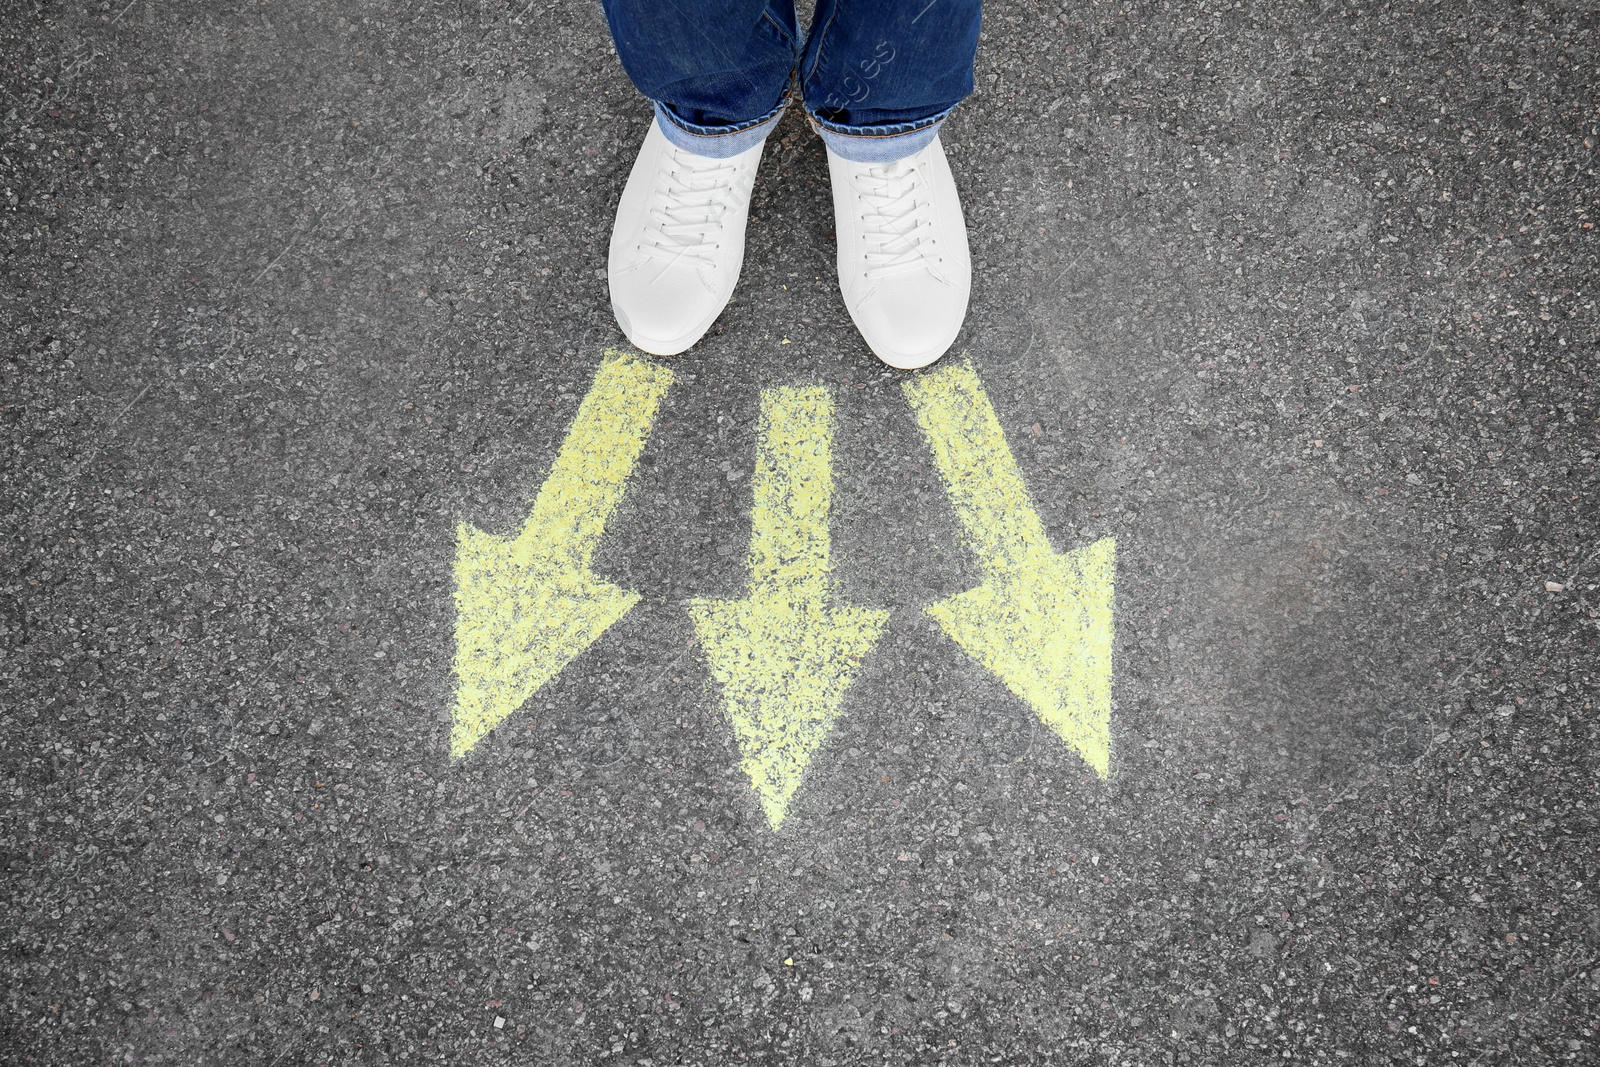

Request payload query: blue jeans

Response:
[600,0,982,163]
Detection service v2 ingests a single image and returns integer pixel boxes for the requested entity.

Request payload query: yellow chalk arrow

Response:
[451,349,674,758]
[688,386,889,828]
[902,360,1115,777]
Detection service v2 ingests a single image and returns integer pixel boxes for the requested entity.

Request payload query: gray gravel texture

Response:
[3,0,1598,1064]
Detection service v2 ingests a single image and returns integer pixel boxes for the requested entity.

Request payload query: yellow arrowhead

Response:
[902,360,1115,776]
[688,386,888,828]
[451,349,674,758]
[924,538,1115,776]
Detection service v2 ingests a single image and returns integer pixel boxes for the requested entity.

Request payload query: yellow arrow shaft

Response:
[901,360,1053,576]
[514,350,674,567]
[747,386,834,602]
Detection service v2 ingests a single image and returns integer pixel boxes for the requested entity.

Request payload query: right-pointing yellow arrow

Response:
[902,360,1115,777]
[688,386,889,828]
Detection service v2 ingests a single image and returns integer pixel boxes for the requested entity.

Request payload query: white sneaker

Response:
[826,135,971,370]
[607,119,765,356]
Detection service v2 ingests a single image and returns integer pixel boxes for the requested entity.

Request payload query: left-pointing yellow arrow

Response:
[451,349,674,759]
[688,386,889,829]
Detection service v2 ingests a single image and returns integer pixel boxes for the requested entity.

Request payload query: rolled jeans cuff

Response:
[653,97,787,159]
[806,105,956,164]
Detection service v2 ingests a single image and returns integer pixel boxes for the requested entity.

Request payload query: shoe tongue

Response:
[865,159,922,209]
[860,165,934,275]
[641,156,733,267]
[867,171,922,231]
[674,144,731,175]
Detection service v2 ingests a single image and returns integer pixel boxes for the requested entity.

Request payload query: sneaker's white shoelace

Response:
[642,147,741,272]
[853,159,940,281]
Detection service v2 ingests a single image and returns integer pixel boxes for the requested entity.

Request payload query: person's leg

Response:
[603,0,799,355]
[603,0,799,155]
[800,0,981,164]
[800,0,981,370]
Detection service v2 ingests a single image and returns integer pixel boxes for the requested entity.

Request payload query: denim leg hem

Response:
[806,104,955,164]
[654,98,787,159]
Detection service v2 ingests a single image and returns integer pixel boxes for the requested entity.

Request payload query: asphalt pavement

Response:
[3,0,1597,1064]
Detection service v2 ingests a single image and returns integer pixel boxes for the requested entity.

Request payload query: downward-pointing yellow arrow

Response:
[451,349,674,759]
[902,360,1115,777]
[688,386,889,828]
